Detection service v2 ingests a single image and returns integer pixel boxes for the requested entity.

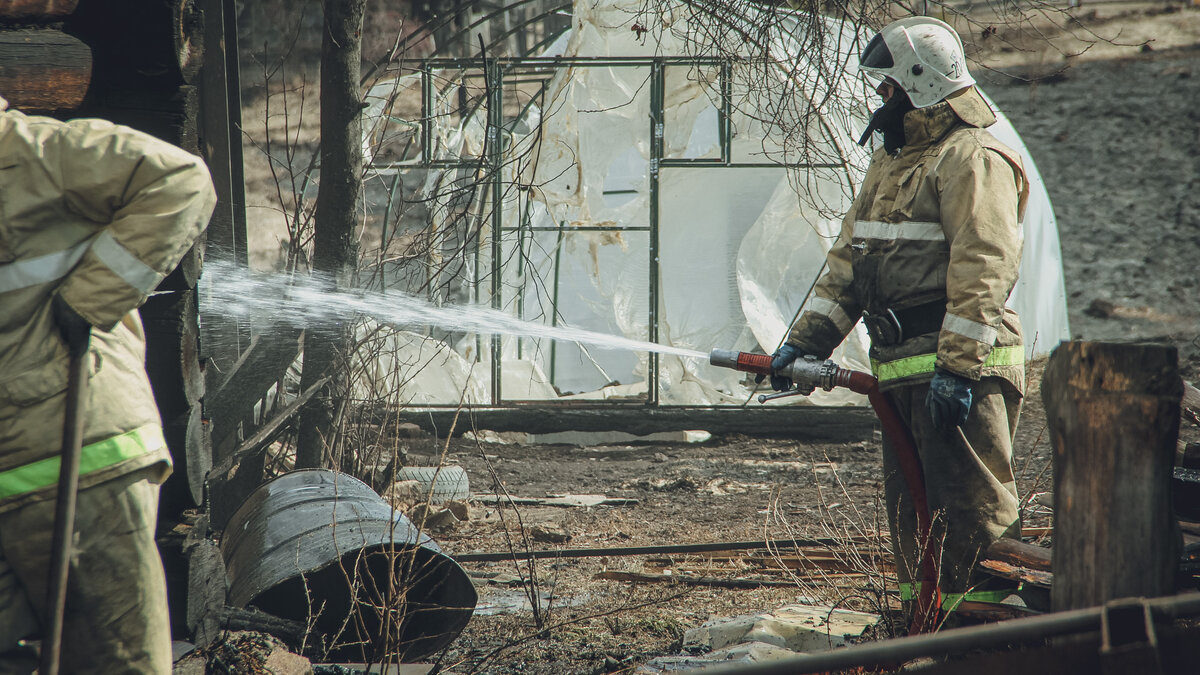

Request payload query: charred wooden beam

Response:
[977,560,1053,590]
[142,290,204,416]
[218,607,308,647]
[206,327,304,456]
[209,374,331,481]
[1043,341,1182,612]
[0,0,80,21]
[0,29,91,113]
[206,375,328,532]
[984,537,1052,572]
[64,0,202,90]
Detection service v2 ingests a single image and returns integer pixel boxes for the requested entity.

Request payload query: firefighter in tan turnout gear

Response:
[0,96,216,671]
[770,18,1029,616]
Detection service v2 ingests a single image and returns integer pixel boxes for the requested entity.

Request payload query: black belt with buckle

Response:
[861,300,946,347]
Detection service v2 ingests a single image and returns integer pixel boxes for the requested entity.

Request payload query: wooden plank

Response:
[0,29,91,112]
[1043,341,1181,612]
[207,327,303,456]
[404,406,878,441]
[0,0,79,20]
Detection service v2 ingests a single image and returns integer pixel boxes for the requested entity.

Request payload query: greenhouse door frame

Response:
[388,56,843,407]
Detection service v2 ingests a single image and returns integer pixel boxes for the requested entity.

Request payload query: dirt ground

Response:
[225,3,1200,673]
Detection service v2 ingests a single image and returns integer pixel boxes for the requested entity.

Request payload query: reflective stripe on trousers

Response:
[871,345,1024,383]
[0,424,166,500]
[898,582,1018,611]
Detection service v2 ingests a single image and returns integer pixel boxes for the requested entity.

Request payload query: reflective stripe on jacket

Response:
[0,97,216,507]
[788,86,1028,392]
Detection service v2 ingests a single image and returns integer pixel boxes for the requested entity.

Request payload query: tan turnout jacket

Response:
[0,97,216,509]
[789,86,1029,392]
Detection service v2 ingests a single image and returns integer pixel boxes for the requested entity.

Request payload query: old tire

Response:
[396,465,470,504]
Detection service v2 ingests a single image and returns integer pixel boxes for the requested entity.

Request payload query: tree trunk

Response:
[294,0,365,469]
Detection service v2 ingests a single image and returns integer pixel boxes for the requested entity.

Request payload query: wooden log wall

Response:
[1043,341,1183,611]
[0,0,246,525]
[2,0,246,640]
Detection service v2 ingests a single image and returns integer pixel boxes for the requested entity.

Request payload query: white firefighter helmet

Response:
[858,17,974,109]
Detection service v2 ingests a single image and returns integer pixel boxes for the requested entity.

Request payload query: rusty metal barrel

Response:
[220,469,477,662]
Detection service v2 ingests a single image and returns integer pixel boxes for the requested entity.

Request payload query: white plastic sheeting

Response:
[368,0,1069,406]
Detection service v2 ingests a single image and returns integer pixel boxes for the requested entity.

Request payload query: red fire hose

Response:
[709,349,941,634]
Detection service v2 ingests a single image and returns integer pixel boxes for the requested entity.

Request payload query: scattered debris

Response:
[393,422,429,438]
[382,479,423,507]
[636,641,802,672]
[444,499,471,521]
[645,546,886,577]
[174,632,311,675]
[409,503,462,531]
[622,475,767,494]
[951,599,1039,622]
[682,604,880,654]
[530,523,573,543]
[1175,468,1200,520]
[473,588,591,616]
[462,429,526,444]
[473,493,639,507]
[977,560,1053,589]
[624,476,701,492]
[977,537,1053,589]
[468,570,527,587]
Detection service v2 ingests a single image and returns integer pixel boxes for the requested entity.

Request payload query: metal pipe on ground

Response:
[452,538,858,562]
[689,593,1200,675]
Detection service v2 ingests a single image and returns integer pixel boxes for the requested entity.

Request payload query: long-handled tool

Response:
[709,348,942,634]
[40,326,92,675]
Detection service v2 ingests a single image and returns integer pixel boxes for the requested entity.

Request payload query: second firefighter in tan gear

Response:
[0,94,216,672]
[775,17,1029,607]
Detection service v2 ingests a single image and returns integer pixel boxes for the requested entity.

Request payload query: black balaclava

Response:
[857,85,915,154]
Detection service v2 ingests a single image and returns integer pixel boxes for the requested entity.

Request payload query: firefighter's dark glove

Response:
[926,367,973,434]
[52,294,93,357]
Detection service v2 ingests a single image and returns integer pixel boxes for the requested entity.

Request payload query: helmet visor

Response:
[859,33,894,70]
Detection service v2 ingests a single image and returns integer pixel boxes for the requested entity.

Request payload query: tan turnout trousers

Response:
[0,466,171,674]
[883,378,1022,603]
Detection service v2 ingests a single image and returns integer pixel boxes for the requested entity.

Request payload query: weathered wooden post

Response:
[1042,341,1182,611]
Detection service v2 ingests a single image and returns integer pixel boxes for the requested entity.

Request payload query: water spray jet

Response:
[201,261,707,359]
